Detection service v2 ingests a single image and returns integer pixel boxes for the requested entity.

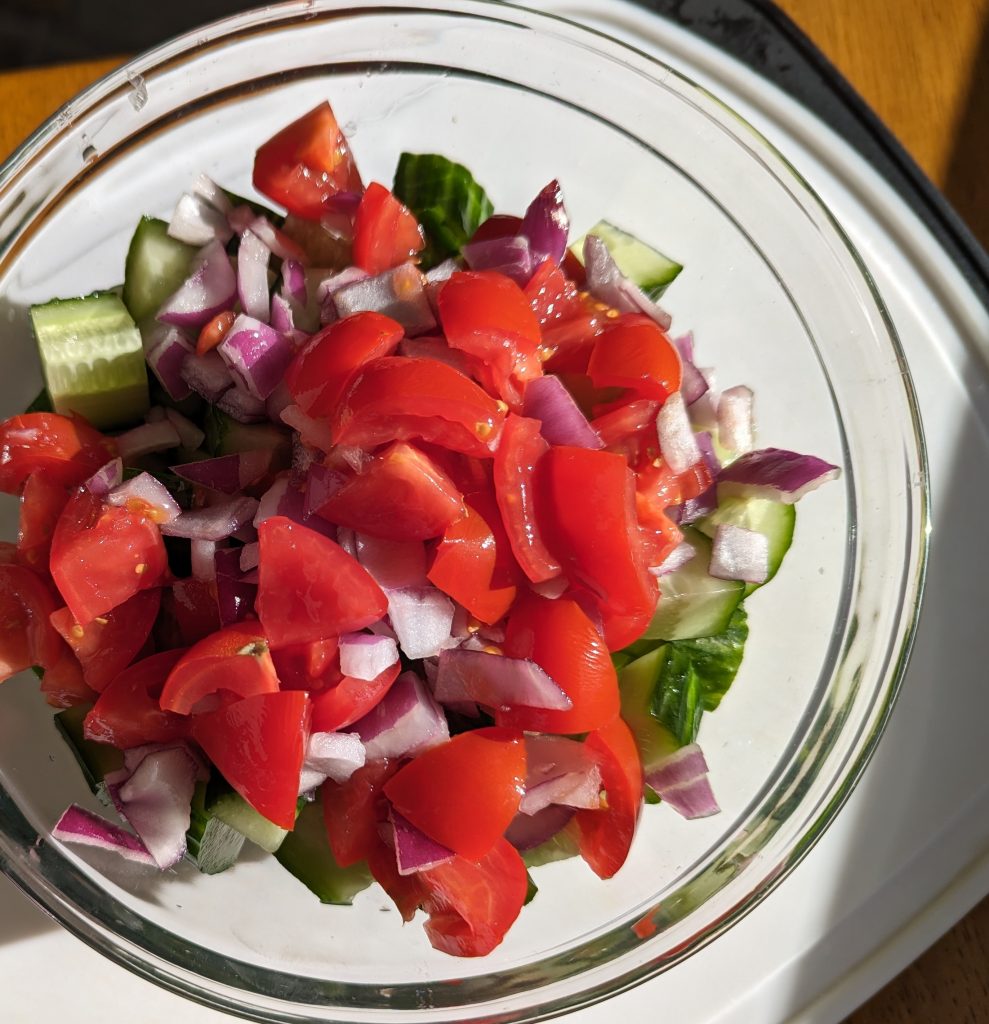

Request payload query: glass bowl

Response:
[0,1,927,1020]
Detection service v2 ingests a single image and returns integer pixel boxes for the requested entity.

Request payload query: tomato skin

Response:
[310,660,401,732]
[592,399,662,462]
[50,490,168,625]
[587,315,682,401]
[0,413,117,494]
[252,102,363,221]
[332,356,506,458]
[383,727,526,860]
[495,593,619,734]
[50,587,161,692]
[84,649,189,748]
[17,471,69,572]
[352,183,425,275]
[257,516,388,648]
[40,648,98,709]
[192,690,311,829]
[366,839,426,922]
[317,442,465,541]
[159,621,279,714]
[538,446,658,650]
[574,715,643,879]
[417,838,528,957]
[524,259,581,326]
[492,414,561,584]
[286,312,404,419]
[271,638,341,692]
[0,563,62,681]
[322,758,400,867]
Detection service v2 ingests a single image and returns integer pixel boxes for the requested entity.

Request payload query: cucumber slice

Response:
[618,646,680,773]
[521,826,580,869]
[186,781,245,875]
[643,528,745,640]
[274,800,373,905]
[697,494,796,594]
[205,783,291,853]
[203,405,292,458]
[569,220,682,299]
[122,216,197,324]
[30,292,150,429]
[53,703,124,798]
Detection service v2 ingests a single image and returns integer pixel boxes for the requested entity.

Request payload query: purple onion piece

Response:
[386,587,456,660]
[51,804,156,866]
[717,385,755,456]
[107,472,181,522]
[84,458,123,497]
[678,483,718,525]
[145,324,195,402]
[157,239,236,329]
[160,496,260,541]
[434,648,572,711]
[717,447,840,504]
[191,539,218,581]
[303,462,346,520]
[281,259,307,305]
[657,392,701,474]
[214,549,258,626]
[520,179,569,267]
[352,671,449,760]
[650,540,697,576]
[229,207,308,265]
[164,408,205,451]
[315,266,370,326]
[708,524,769,584]
[583,235,672,330]
[172,451,272,496]
[216,387,267,424]
[181,349,233,403]
[520,768,602,815]
[300,731,366,792]
[338,632,399,681]
[239,541,260,571]
[333,263,436,336]
[168,192,233,247]
[191,173,232,215]
[695,431,721,476]
[237,229,271,323]
[270,293,295,335]
[390,808,455,875]
[462,235,534,286]
[399,336,472,375]
[218,315,296,401]
[354,533,428,590]
[522,375,603,449]
[280,404,336,452]
[115,420,181,462]
[520,735,602,815]
[645,744,720,819]
[505,804,575,852]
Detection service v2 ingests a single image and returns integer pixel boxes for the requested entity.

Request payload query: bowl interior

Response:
[0,2,926,1020]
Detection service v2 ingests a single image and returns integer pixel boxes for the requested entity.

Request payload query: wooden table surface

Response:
[1,2,988,1021]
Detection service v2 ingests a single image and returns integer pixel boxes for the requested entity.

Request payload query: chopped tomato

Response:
[17,471,69,571]
[286,311,404,418]
[257,516,388,647]
[155,578,222,649]
[322,758,400,867]
[196,310,237,356]
[383,727,526,860]
[524,259,581,326]
[49,489,167,625]
[0,563,62,681]
[496,593,619,734]
[438,271,543,406]
[316,442,465,541]
[417,838,527,957]
[191,690,311,829]
[574,715,643,879]
[310,661,401,732]
[538,446,657,649]
[159,621,279,714]
[427,502,517,624]
[468,214,522,244]
[587,314,682,401]
[592,399,662,463]
[50,587,161,692]
[366,839,426,922]
[252,101,363,221]
[492,414,560,584]
[0,413,116,494]
[83,649,189,748]
[541,306,608,375]
[332,356,506,458]
[39,648,97,708]
[271,637,341,691]
[352,183,425,274]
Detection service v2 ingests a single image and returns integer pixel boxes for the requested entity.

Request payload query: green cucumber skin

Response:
[618,646,680,774]
[205,785,289,853]
[186,782,245,875]
[570,219,683,299]
[122,216,197,325]
[52,704,124,796]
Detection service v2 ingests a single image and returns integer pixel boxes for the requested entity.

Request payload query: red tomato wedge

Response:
[252,101,363,221]
[316,442,465,541]
[524,259,581,326]
[574,715,643,879]
[17,471,69,571]
[496,593,619,734]
[417,838,528,957]
[332,356,506,458]
[286,311,404,418]
[587,315,682,401]
[50,587,161,692]
[84,649,189,748]
[271,638,341,692]
[40,648,98,709]
[257,516,388,647]
[352,183,425,275]
[0,563,62,681]
[159,621,279,714]
[492,414,561,584]
[383,727,526,860]
[192,690,311,829]
[322,758,400,867]
[50,489,167,625]
[0,413,116,494]
[310,661,401,732]
[538,445,658,650]
[366,839,426,922]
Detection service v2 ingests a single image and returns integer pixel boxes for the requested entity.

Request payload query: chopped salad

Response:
[0,100,838,957]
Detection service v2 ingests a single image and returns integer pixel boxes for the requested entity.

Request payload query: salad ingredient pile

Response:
[0,100,838,957]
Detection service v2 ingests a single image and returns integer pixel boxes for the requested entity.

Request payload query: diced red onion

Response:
[717,385,755,456]
[214,548,258,626]
[84,458,123,497]
[338,632,399,681]
[355,533,428,590]
[237,229,271,323]
[650,540,697,576]
[352,671,449,760]
[390,808,455,875]
[434,648,571,711]
[522,375,603,449]
[181,349,233,403]
[281,259,307,305]
[303,462,346,520]
[315,266,370,325]
[52,804,156,866]
[333,263,436,336]
[386,588,456,660]
[520,179,569,267]
[678,485,719,526]
[107,472,181,523]
[266,376,296,425]
[717,447,841,503]
[505,804,575,852]
[530,575,570,600]
[645,743,720,819]
[239,541,259,571]
[521,766,602,815]
[190,539,218,581]
[218,315,296,401]
[583,235,672,331]
[115,420,181,462]
[399,336,472,375]
[462,235,534,286]
[281,404,336,452]
[696,431,721,476]
[164,408,205,451]
[120,741,209,780]
[675,333,709,406]
[520,735,601,815]
[425,259,460,285]
[254,475,291,527]
[299,731,366,793]
[228,207,309,265]
[335,527,358,560]
[168,192,233,247]
[709,523,769,584]
[270,293,295,334]
[145,324,195,402]
[216,387,267,424]
[657,392,701,474]
[157,239,237,329]
[172,451,272,496]
[161,495,259,541]
[191,173,232,215]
